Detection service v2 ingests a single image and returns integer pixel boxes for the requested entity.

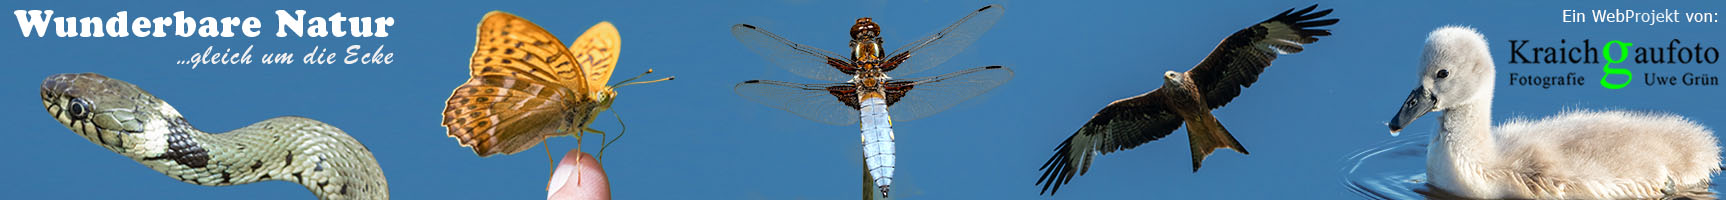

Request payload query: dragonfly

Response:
[731,4,1009,197]
[443,11,672,182]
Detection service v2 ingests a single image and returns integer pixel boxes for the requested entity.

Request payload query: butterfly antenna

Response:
[598,108,627,159]
[612,69,652,84]
[614,69,675,88]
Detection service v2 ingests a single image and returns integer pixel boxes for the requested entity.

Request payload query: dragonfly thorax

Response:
[850,72,891,84]
[851,74,892,101]
[849,18,887,68]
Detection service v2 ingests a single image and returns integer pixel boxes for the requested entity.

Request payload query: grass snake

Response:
[39,73,388,199]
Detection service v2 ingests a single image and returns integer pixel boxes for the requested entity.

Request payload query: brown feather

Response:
[1186,5,1336,109]
[1037,89,1183,195]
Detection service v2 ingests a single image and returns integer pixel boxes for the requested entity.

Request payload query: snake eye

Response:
[67,98,90,120]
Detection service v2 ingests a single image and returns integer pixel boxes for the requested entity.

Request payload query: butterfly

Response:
[442,11,671,164]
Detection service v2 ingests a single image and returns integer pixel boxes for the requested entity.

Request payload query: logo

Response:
[1600,40,1634,89]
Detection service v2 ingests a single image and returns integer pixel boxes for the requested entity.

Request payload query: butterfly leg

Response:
[544,142,555,190]
[584,127,609,158]
[598,109,630,160]
[572,127,608,187]
[574,131,587,187]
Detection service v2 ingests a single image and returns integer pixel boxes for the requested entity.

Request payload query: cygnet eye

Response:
[1436,69,1450,79]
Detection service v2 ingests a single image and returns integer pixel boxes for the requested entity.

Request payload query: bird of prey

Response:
[1035,5,1337,195]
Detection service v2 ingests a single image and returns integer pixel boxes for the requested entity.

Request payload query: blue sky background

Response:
[4,0,1725,199]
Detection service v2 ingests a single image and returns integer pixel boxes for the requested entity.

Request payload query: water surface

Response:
[1342,132,1721,200]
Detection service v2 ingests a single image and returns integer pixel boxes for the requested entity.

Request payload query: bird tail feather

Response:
[1185,112,1249,172]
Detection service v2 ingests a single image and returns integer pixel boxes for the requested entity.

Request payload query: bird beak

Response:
[1388,86,1436,135]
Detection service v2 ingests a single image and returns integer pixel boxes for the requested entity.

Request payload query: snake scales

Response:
[39,73,388,200]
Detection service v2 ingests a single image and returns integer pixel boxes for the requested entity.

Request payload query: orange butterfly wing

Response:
[569,22,621,90]
[443,11,593,156]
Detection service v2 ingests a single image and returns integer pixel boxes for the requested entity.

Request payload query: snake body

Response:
[40,73,388,200]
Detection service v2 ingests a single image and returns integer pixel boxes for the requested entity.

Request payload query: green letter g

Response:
[1600,40,1634,89]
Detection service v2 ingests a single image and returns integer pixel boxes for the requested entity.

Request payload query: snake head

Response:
[41,73,179,153]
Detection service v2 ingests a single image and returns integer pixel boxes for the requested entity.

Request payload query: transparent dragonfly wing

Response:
[731,24,857,82]
[884,65,1013,122]
[734,80,861,126]
[884,4,1006,77]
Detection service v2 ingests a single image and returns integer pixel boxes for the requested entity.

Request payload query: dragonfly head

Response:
[849,17,885,62]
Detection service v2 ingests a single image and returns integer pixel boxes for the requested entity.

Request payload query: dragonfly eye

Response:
[850,18,879,40]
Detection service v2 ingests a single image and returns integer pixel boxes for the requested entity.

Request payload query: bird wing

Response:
[1186,5,1336,109]
[1036,88,1185,195]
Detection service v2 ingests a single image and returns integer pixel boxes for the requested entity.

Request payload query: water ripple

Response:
[1341,132,1433,200]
